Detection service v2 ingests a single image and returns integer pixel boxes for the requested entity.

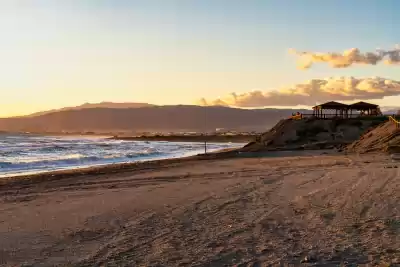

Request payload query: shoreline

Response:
[0,148,340,185]
[0,151,235,186]
[0,135,246,179]
[110,134,256,143]
[1,132,257,143]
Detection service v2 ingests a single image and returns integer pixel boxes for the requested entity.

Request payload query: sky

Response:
[0,0,399,117]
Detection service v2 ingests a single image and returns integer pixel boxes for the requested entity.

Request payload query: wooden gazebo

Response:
[312,101,349,118]
[348,101,381,116]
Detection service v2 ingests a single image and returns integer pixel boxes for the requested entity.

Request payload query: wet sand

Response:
[0,153,400,266]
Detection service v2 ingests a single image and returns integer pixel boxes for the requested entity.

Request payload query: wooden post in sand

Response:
[204,107,207,154]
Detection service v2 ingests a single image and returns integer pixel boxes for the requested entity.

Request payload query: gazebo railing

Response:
[295,114,400,124]
[300,113,362,119]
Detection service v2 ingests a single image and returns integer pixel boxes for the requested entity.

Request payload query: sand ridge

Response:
[347,120,400,153]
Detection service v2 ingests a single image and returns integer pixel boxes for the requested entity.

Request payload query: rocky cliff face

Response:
[242,117,385,152]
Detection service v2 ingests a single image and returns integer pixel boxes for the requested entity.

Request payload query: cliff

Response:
[242,117,385,152]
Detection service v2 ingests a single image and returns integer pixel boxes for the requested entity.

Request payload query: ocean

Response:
[0,134,243,177]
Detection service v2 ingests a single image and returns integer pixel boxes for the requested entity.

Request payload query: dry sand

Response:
[0,153,400,266]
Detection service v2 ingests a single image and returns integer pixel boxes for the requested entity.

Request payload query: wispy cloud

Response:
[289,46,400,69]
[197,77,400,107]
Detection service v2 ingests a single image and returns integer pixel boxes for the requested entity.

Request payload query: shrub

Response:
[296,125,327,138]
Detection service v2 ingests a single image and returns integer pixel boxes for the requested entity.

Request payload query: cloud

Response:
[198,77,400,107]
[289,46,400,69]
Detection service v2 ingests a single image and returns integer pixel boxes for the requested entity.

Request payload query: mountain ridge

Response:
[3,102,398,134]
[23,102,155,117]
[0,105,308,134]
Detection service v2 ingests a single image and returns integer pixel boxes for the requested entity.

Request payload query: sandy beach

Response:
[0,152,400,266]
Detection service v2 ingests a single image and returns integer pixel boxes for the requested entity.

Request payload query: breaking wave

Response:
[0,134,242,176]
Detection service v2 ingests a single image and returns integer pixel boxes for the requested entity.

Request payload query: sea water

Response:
[0,134,242,177]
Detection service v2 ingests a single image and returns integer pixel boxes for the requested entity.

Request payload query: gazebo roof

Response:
[348,101,379,110]
[313,101,349,110]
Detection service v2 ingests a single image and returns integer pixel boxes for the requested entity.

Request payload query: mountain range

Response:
[381,107,400,115]
[0,103,308,134]
[1,102,397,134]
[25,102,154,117]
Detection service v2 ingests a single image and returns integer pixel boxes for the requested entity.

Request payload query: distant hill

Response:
[382,107,400,115]
[0,105,308,134]
[25,102,155,117]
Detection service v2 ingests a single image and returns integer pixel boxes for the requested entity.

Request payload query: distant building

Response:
[348,101,382,116]
[311,101,381,119]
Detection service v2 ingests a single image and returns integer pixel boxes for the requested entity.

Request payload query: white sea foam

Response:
[0,134,242,177]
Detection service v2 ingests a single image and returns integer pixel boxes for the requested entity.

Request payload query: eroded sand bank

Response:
[0,153,399,266]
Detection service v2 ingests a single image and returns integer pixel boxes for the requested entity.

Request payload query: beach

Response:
[0,152,400,266]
